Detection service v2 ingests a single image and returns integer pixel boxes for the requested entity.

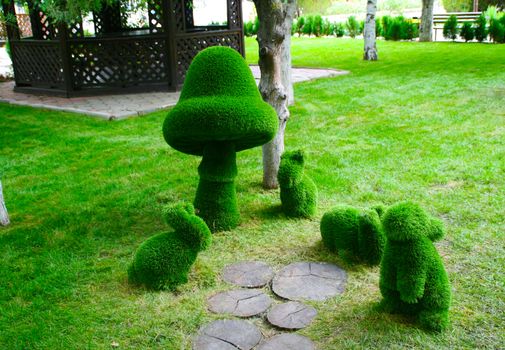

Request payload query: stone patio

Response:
[0,63,348,120]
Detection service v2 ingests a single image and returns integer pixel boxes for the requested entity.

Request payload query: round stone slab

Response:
[272,262,347,301]
[222,261,274,288]
[257,334,315,350]
[267,301,317,329]
[193,319,262,350]
[208,289,273,317]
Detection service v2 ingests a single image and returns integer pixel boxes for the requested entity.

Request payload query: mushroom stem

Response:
[194,142,240,232]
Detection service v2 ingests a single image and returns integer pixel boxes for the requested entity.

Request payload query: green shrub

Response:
[320,205,386,265]
[303,15,314,36]
[278,150,317,218]
[295,16,305,36]
[489,17,505,42]
[443,15,460,40]
[322,18,333,36]
[128,203,212,290]
[359,19,365,35]
[442,0,472,12]
[382,15,392,37]
[313,15,323,37]
[335,22,346,37]
[376,17,383,37]
[244,21,254,37]
[460,22,475,41]
[253,17,260,35]
[379,202,451,332]
[384,16,418,41]
[163,47,278,232]
[474,13,488,42]
[346,16,360,38]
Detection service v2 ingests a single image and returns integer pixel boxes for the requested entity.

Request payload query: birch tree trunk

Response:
[253,0,297,189]
[419,0,435,42]
[0,180,10,226]
[363,0,378,61]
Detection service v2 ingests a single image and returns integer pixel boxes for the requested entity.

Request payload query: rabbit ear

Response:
[162,202,188,227]
[427,217,445,242]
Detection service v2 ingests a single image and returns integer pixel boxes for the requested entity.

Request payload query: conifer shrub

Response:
[443,15,460,40]
[346,16,360,38]
[128,203,212,290]
[303,15,314,36]
[278,150,317,218]
[379,202,451,332]
[335,22,346,37]
[474,13,488,42]
[296,16,305,36]
[163,47,278,232]
[460,22,475,41]
[313,15,324,37]
[320,205,386,265]
[489,17,505,42]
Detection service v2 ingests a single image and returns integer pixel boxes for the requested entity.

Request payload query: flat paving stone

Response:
[193,319,262,350]
[208,289,272,317]
[272,262,347,301]
[257,334,315,350]
[267,301,317,329]
[222,261,274,288]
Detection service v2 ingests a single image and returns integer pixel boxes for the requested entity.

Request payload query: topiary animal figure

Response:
[277,150,317,218]
[163,46,278,232]
[380,202,451,332]
[128,202,212,290]
[320,204,386,265]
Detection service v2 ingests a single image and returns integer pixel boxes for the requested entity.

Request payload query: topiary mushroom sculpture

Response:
[163,46,278,232]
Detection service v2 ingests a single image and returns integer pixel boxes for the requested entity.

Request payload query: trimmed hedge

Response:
[443,15,460,40]
[278,150,317,218]
[128,203,212,290]
[379,202,451,332]
[320,205,386,265]
[163,46,278,232]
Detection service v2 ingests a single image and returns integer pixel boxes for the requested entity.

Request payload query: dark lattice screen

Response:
[228,0,241,28]
[70,38,168,89]
[184,0,194,29]
[173,0,185,32]
[11,42,64,86]
[37,11,58,40]
[67,19,84,38]
[93,3,125,34]
[147,0,164,33]
[175,32,241,84]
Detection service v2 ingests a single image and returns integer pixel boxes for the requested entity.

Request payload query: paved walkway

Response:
[0,64,348,120]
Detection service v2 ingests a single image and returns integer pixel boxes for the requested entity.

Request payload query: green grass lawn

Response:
[1,37,504,349]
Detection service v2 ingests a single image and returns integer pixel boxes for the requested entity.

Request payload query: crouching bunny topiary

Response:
[278,150,317,218]
[128,202,211,290]
[320,204,386,265]
[380,202,451,332]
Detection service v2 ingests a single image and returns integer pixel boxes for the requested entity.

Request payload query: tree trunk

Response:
[419,0,435,42]
[253,0,296,189]
[0,180,9,226]
[364,0,378,61]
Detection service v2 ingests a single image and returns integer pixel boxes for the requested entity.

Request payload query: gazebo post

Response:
[227,0,245,57]
[166,0,179,91]
[58,23,74,97]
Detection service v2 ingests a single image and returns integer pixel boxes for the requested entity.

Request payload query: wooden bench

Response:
[433,12,482,41]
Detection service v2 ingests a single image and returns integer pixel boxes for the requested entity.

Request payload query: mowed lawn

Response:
[0,38,504,349]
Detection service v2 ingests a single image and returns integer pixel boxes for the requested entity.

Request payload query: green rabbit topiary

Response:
[320,205,386,265]
[277,150,317,218]
[380,202,451,332]
[128,202,211,290]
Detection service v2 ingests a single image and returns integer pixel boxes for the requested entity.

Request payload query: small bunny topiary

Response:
[277,150,317,218]
[320,204,386,265]
[380,202,451,332]
[128,202,211,290]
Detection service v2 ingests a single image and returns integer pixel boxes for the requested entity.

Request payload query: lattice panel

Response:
[68,19,84,38]
[70,38,168,89]
[175,32,241,84]
[17,14,33,38]
[173,0,185,32]
[228,0,241,28]
[184,0,194,29]
[38,11,57,40]
[11,42,64,86]
[147,0,164,33]
[93,3,124,34]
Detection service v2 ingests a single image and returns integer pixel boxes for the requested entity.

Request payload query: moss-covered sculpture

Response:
[128,202,212,290]
[380,202,451,332]
[277,150,317,218]
[320,205,386,265]
[163,46,278,232]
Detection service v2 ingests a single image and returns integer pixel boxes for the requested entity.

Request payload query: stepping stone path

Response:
[272,262,347,301]
[222,261,274,288]
[208,289,272,317]
[196,261,347,349]
[267,301,317,330]
[193,319,261,350]
[257,334,315,350]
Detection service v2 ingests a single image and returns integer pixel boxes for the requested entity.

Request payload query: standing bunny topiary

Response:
[128,202,211,290]
[380,202,451,332]
[320,204,386,265]
[277,150,317,218]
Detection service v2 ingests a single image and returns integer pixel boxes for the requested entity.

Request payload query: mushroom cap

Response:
[163,46,278,156]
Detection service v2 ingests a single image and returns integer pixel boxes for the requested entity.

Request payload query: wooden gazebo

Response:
[1,0,244,96]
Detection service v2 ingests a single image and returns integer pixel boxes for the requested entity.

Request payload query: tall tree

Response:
[420,0,435,42]
[253,0,297,189]
[363,0,378,61]
[0,180,9,226]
